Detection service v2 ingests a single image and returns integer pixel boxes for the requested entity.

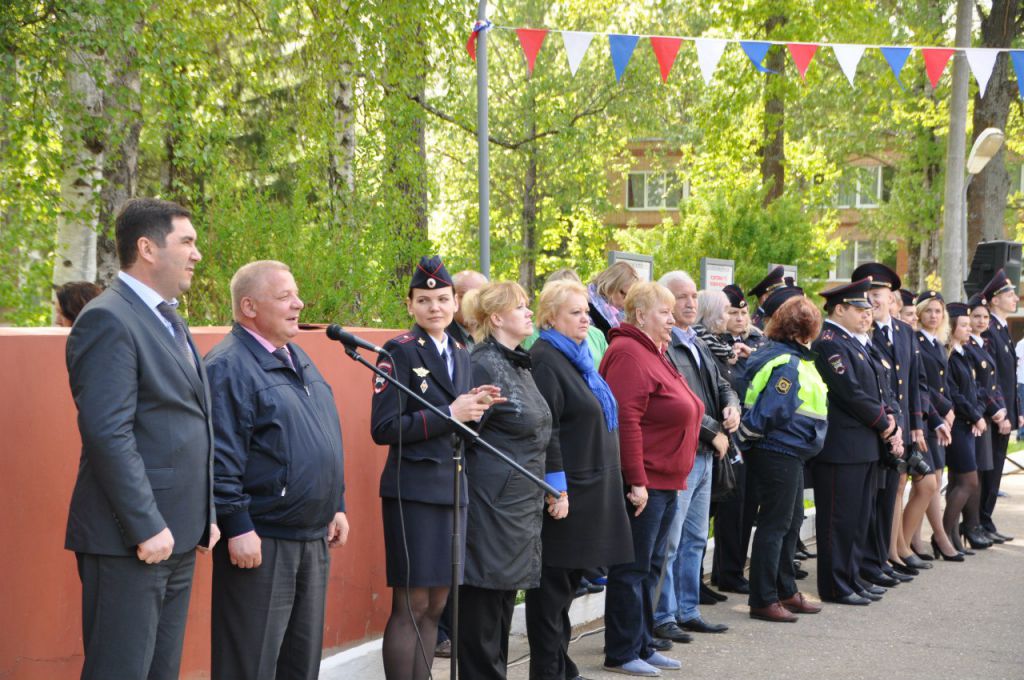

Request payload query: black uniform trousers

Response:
[746,449,805,608]
[458,585,517,680]
[76,550,197,680]
[981,431,1009,532]
[711,460,751,589]
[525,566,583,680]
[860,466,900,579]
[813,460,877,601]
[211,537,330,680]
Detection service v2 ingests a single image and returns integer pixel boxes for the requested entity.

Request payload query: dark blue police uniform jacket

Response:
[872,319,923,443]
[983,316,1020,424]
[916,331,953,430]
[371,324,472,506]
[812,322,892,465]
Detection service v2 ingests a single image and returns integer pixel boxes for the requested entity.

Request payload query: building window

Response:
[831,240,878,279]
[627,171,688,210]
[835,165,893,209]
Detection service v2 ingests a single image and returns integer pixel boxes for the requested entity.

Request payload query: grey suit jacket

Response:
[65,277,215,556]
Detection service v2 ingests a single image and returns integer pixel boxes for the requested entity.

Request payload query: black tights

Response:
[943,471,978,551]
[382,586,449,680]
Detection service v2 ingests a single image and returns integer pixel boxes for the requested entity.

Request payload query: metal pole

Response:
[476,0,490,278]
[941,0,973,302]
[962,173,974,283]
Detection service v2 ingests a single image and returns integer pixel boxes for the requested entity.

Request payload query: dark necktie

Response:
[273,347,295,372]
[444,346,455,381]
[156,301,197,372]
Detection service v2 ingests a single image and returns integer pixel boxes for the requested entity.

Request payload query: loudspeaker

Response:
[964,240,1021,297]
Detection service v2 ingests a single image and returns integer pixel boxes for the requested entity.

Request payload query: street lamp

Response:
[962,127,1006,288]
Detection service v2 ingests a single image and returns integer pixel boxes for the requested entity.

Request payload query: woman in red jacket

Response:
[600,281,705,677]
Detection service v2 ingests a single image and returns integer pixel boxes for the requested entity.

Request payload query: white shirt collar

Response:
[970,334,985,346]
[118,271,177,335]
[920,328,938,344]
[429,332,450,358]
[953,344,965,355]
[875,317,893,334]
[992,313,1008,328]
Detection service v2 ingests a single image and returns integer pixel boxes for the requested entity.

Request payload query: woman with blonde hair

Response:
[525,279,634,679]
[459,281,565,679]
[588,261,640,339]
[600,281,704,676]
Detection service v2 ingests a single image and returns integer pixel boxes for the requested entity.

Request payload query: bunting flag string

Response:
[466,24,1024,99]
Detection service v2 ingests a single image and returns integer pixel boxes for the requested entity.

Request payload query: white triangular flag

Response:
[561,31,594,76]
[965,48,999,98]
[832,44,866,87]
[694,38,727,85]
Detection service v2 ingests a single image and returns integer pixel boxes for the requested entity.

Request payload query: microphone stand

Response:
[339,344,560,680]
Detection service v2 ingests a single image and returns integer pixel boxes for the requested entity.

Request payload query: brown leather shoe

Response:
[781,592,822,614]
[749,602,798,623]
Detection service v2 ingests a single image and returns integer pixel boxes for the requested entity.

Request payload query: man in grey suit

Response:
[65,198,219,680]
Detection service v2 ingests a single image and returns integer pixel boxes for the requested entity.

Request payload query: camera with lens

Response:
[904,450,932,477]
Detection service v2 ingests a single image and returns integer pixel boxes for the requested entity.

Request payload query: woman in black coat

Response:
[943,303,988,555]
[459,281,563,680]
[526,280,634,680]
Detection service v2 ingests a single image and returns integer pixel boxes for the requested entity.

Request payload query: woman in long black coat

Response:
[459,281,562,680]
[525,280,634,680]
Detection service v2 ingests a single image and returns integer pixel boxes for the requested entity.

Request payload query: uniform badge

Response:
[455,341,464,350]
[821,330,835,341]
[426,278,437,288]
[775,377,792,395]
[413,367,431,378]
[420,380,429,393]
[881,359,891,370]
[828,354,846,375]
[857,352,864,360]
[374,361,393,394]
[981,360,987,369]
[418,338,426,346]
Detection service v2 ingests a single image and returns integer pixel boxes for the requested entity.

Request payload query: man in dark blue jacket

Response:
[206,260,348,680]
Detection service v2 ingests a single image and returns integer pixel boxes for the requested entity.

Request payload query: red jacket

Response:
[600,323,704,491]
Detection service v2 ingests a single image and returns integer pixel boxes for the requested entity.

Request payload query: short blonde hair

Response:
[697,289,730,334]
[230,260,291,321]
[545,268,582,285]
[536,280,589,329]
[916,297,950,344]
[468,281,529,342]
[624,281,674,325]
[591,261,640,300]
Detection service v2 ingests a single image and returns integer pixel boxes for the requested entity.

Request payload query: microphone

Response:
[326,325,391,355]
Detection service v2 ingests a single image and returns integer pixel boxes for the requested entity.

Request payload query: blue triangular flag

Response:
[608,34,640,82]
[1010,51,1024,99]
[740,41,776,73]
[880,46,913,88]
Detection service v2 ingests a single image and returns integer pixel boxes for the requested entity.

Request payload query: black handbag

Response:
[710,439,738,502]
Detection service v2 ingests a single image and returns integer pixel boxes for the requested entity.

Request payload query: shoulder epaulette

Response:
[393,333,416,344]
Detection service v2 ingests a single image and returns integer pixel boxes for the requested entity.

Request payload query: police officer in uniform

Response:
[812,278,901,605]
[979,269,1019,543]
[852,263,927,583]
[748,266,786,331]
[370,256,501,680]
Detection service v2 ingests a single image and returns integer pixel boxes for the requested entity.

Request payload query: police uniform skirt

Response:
[382,498,467,587]
[946,420,978,474]
[975,425,994,472]
[923,433,945,472]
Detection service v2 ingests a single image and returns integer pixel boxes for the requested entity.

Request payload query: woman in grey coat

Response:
[459,281,564,680]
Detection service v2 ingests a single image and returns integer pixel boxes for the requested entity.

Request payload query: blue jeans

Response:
[653,452,712,625]
[604,488,678,667]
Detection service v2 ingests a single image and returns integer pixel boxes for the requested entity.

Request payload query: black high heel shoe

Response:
[961,523,993,550]
[890,561,919,576]
[911,545,935,562]
[930,537,965,562]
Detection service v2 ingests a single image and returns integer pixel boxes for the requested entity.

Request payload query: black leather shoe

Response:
[964,527,993,549]
[679,617,728,633]
[832,593,871,606]
[864,573,900,588]
[717,581,749,594]
[990,530,1014,542]
[856,581,886,596]
[888,570,914,582]
[796,539,816,558]
[890,561,919,576]
[653,622,693,643]
[855,588,882,601]
[701,582,728,602]
[901,554,932,570]
[983,530,1006,544]
[931,537,965,562]
[650,636,673,652]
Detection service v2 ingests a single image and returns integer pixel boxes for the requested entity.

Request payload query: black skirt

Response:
[975,426,994,472]
[923,433,946,472]
[946,421,978,474]
[382,498,466,588]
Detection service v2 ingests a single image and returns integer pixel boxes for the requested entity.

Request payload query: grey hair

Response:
[230,260,291,321]
[657,270,695,289]
[697,289,730,334]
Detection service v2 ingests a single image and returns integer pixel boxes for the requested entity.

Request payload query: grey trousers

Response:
[77,550,197,680]
[212,536,330,680]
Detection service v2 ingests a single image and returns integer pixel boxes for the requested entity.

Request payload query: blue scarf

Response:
[540,328,618,431]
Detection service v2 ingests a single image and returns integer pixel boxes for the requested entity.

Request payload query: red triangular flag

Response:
[922,48,955,89]
[787,43,819,80]
[517,28,548,75]
[650,36,683,83]
[467,31,478,61]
